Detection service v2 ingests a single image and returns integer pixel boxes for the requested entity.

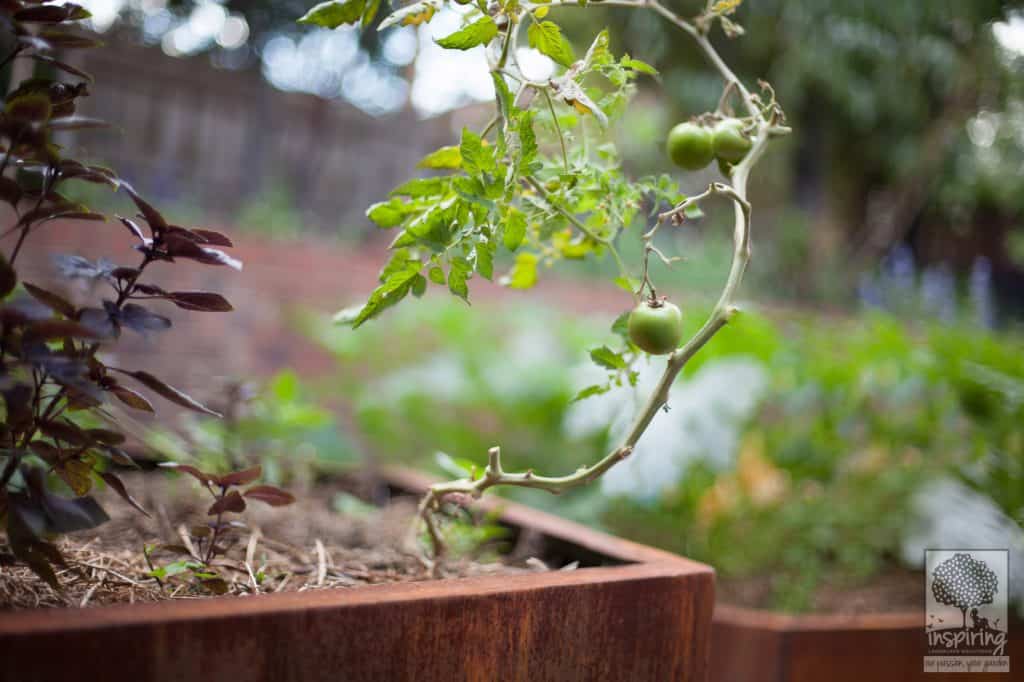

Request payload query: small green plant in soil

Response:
[145,463,294,594]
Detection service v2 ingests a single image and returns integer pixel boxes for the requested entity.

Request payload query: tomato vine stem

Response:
[412,0,788,557]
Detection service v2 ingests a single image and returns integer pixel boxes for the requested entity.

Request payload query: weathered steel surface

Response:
[712,604,1024,682]
[0,469,714,682]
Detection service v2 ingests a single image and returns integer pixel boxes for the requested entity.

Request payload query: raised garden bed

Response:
[0,468,714,682]
[711,603,1023,682]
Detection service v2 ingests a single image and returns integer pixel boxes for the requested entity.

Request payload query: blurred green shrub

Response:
[306,298,611,514]
[309,297,1023,611]
[146,370,359,486]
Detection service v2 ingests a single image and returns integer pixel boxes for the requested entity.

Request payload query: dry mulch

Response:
[0,473,551,611]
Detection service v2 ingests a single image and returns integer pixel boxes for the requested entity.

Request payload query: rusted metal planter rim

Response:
[0,466,714,637]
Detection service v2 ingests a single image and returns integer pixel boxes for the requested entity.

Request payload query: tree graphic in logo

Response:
[931,552,999,630]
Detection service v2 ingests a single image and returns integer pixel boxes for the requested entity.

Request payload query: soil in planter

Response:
[717,569,924,615]
[0,472,570,610]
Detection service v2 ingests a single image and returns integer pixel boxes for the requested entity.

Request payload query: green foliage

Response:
[528,21,576,68]
[235,181,305,240]
[605,311,1024,611]
[308,298,609,509]
[436,17,499,50]
[297,0,369,29]
[313,292,1022,607]
[145,371,358,485]
[310,3,673,328]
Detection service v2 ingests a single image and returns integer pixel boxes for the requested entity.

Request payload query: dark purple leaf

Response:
[86,428,125,445]
[207,490,246,516]
[117,216,146,241]
[25,319,100,340]
[7,508,62,591]
[123,185,167,231]
[191,229,234,247]
[28,441,59,464]
[128,371,221,416]
[214,465,262,487]
[168,291,233,312]
[25,54,94,82]
[0,254,15,298]
[190,247,243,271]
[39,419,91,445]
[243,485,296,507]
[38,30,103,50]
[0,177,22,206]
[99,472,151,517]
[110,267,140,280]
[110,385,155,413]
[5,93,51,122]
[133,283,165,297]
[158,462,215,485]
[22,282,75,317]
[14,4,76,23]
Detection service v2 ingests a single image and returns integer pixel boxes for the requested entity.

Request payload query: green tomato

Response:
[712,118,752,164]
[628,299,683,355]
[666,122,715,171]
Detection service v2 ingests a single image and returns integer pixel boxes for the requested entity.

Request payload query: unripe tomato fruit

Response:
[628,299,684,355]
[712,118,752,164]
[666,122,714,171]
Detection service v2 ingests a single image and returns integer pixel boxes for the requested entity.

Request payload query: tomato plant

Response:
[299,0,790,555]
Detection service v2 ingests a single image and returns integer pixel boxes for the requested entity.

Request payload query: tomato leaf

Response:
[572,384,611,402]
[297,0,366,28]
[378,0,440,30]
[436,16,498,50]
[590,345,627,370]
[527,21,575,68]
[417,145,462,170]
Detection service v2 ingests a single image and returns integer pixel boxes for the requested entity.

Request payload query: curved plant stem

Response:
[524,175,631,286]
[412,0,786,555]
[541,89,570,173]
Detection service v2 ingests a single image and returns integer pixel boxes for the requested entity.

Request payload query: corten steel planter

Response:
[711,603,1024,682]
[0,468,714,682]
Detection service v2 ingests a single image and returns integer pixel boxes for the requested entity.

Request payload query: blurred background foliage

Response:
[62,0,1024,317]
[294,296,1022,611]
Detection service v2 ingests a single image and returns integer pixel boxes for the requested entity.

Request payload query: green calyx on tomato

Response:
[628,298,684,355]
[712,118,752,164]
[666,122,714,171]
